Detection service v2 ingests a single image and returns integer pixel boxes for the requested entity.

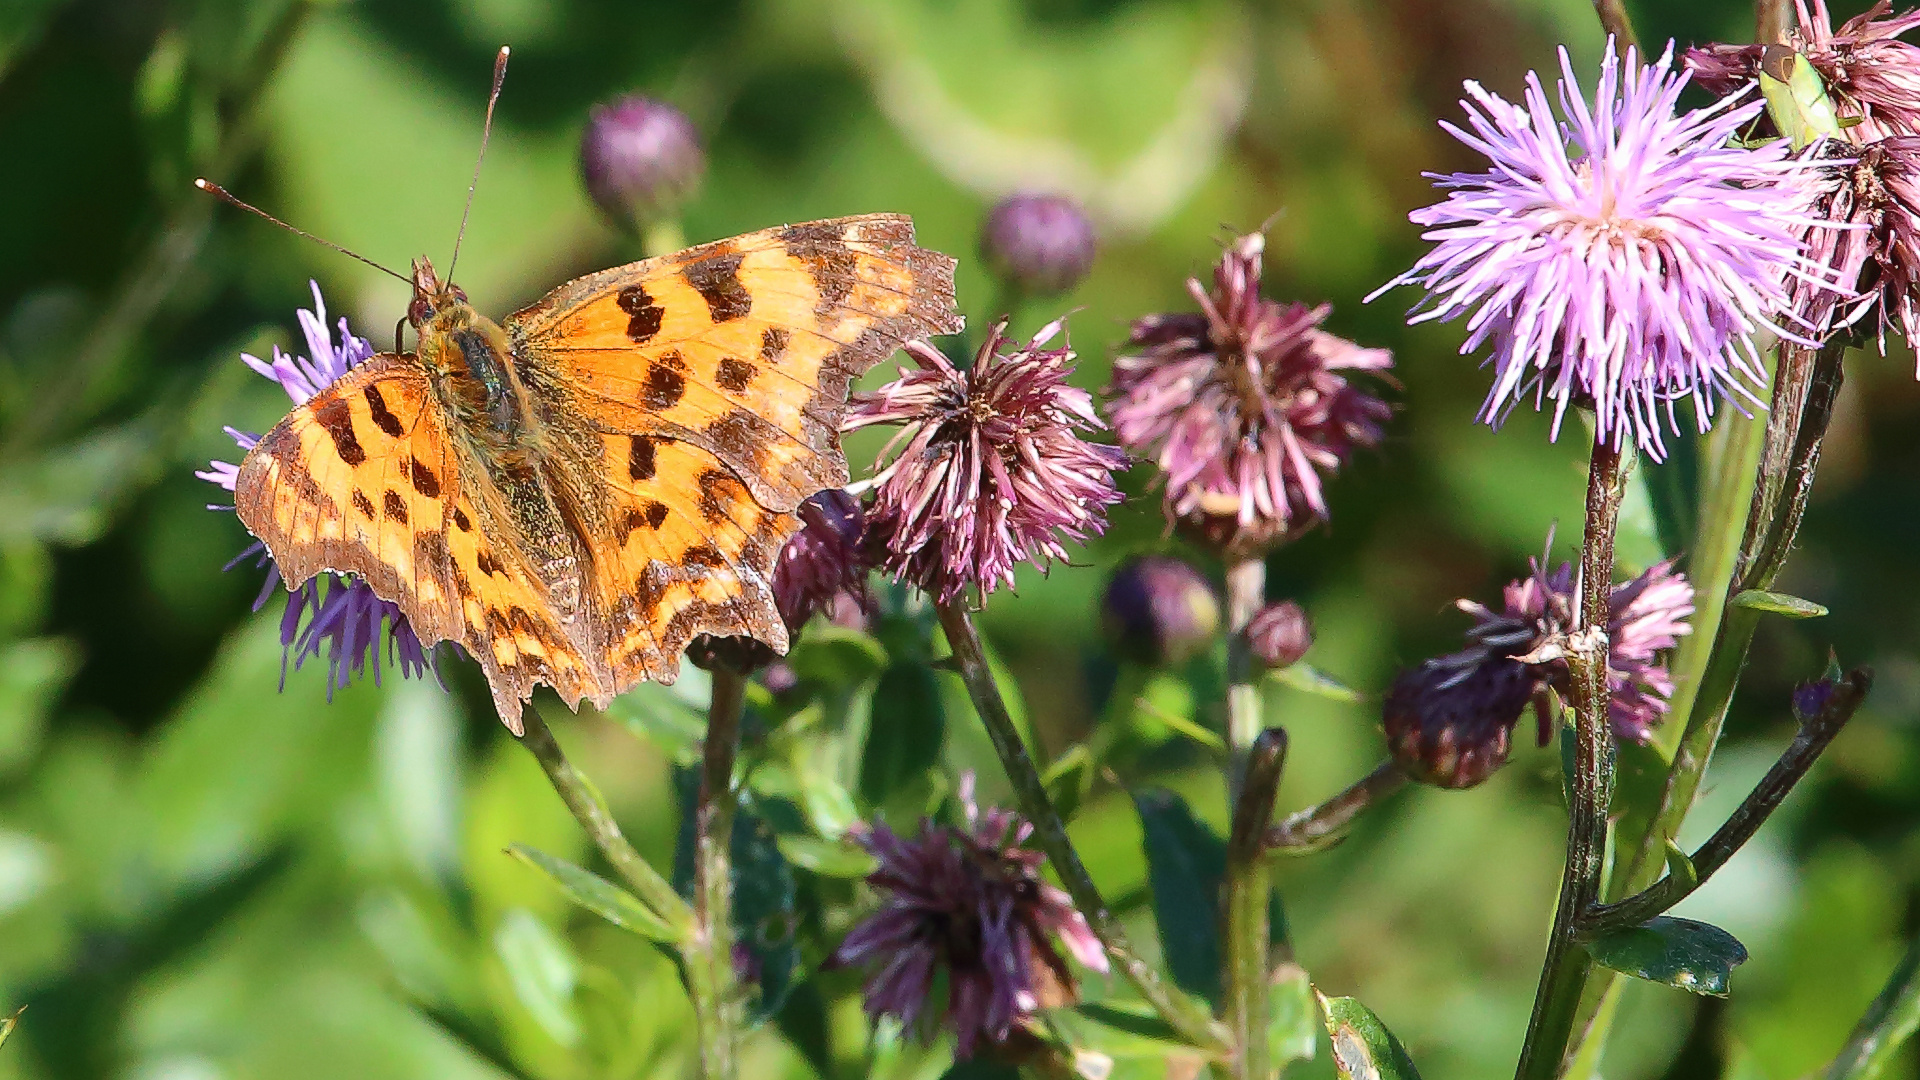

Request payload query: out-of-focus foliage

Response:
[0,0,1915,1078]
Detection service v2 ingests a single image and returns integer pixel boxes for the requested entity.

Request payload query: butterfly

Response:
[230,216,961,731]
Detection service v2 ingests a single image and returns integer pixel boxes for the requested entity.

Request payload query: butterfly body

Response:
[235,215,961,730]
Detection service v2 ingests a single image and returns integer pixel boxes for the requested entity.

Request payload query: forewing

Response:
[507,213,963,512]
[233,359,609,730]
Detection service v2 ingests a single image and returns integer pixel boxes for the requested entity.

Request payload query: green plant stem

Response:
[1593,0,1639,47]
[517,707,693,934]
[1623,342,1845,894]
[1825,935,1920,1079]
[1263,761,1407,853]
[686,668,747,1080]
[1581,668,1870,936]
[1224,555,1266,792]
[1225,728,1286,1080]
[1756,0,1794,42]
[935,601,1231,1055]
[1515,436,1624,1080]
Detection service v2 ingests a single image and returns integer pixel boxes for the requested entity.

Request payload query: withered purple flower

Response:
[847,318,1126,605]
[1373,41,1827,460]
[196,283,438,695]
[1108,233,1391,558]
[834,786,1106,1058]
[1688,1,1920,143]
[1786,137,1920,347]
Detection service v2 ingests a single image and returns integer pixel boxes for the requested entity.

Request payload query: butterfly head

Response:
[408,256,471,329]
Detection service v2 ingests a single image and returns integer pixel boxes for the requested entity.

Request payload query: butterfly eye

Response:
[408,295,435,326]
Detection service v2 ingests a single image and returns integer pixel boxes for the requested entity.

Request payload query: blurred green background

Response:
[1,0,1917,1077]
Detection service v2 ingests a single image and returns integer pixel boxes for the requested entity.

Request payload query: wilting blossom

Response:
[1108,233,1391,558]
[689,489,870,672]
[195,283,438,695]
[847,318,1126,605]
[1372,41,1829,461]
[1100,554,1221,668]
[833,783,1107,1058]
[1687,1,1920,143]
[1385,551,1696,787]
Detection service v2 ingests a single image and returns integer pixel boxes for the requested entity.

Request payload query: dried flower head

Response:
[1100,554,1221,668]
[579,95,706,232]
[834,784,1107,1058]
[1372,41,1826,460]
[1108,233,1392,558]
[1791,136,1920,346]
[1383,655,1541,789]
[847,318,1126,605]
[979,193,1098,298]
[196,283,440,694]
[1688,1,1920,143]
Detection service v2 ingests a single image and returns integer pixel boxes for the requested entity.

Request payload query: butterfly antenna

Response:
[447,45,510,285]
[195,179,412,285]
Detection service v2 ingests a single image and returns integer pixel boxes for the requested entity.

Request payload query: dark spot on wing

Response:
[716,357,757,393]
[643,352,688,410]
[697,469,742,525]
[452,505,471,531]
[408,455,441,497]
[352,490,376,519]
[313,396,365,467]
[684,250,752,322]
[616,284,665,342]
[629,435,657,481]
[760,326,789,363]
[477,549,503,577]
[383,490,408,523]
[363,384,405,438]
[780,222,857,311]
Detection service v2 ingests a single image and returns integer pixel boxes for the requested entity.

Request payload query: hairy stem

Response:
[687,667,748,1080]
[1583,668,1870,936]
[517,707,693,934]
[1515,436,1623,1080]
[1825,935,1920,1080]
[936,601,1230,1054]
[1263,762,1408,853]
[1226,729,1287,1080]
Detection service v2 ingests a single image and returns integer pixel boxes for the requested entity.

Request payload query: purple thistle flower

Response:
[846,317,1127,605]
[196,282,441,696]
[1108,233,1392,558]
[689,488,870,673]
[1688,1,1920,143]
[1099,554,1222,669]
[579,95,706,232]
[978,193,1098,298]
[833,782,1106,1058]
[1371,40,1829,461]
[1385,546,1696,786]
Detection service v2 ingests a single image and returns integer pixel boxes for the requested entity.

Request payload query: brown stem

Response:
[1225,728,1287,1080]
[1592,0,1640,48]
[687,667,747,1079]
[1262,761,1408,853]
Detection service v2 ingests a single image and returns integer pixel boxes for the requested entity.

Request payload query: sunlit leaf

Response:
[775,834,877,879]
[508,844,680,943]
[0,1005,22,1050]
[1270,963,1317,1069]
[1318,991,1424,1080]
[1585,916,1748,997]
[493,908,583,1047]
[1731,589,1828,619]
[1268,662,1362,703]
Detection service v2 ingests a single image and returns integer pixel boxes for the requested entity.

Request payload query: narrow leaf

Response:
[1731,589,1828,619]
[0,1005,21,1050]
[1318,991,1424,1079]
[860,662,947,805]
[775,834,877,879]
[1268,662,1362,703]
[1663,841,1699,893]
[508,845,680,943]
[1133,790,1226,1001]
[1585,916,1748,997]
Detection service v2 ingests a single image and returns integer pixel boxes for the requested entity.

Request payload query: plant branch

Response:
[686,666,748,1080]
[1224,555,1267,794]
[517,707,692,935]
[1592,0,1640,49]
[935,601,1231,1054]
[1225,728,1287,1080]
[1582,668,1869,936]
[1515,435,1624,1080]
[1263,761,1407,853]
[1824,934,1920,1079]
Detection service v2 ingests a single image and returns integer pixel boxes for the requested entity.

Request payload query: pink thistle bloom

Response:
[1688,1,1920,143]
[196,283,439,695]
[833,782,1106,1058]
[1107,233,1392,558]
[847,318,1126,605]
[1373,41,1829,461]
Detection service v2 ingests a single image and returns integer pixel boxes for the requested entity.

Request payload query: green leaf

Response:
[774,834,877,879]
[1269,963,1318,1070]
[1267,662,1362,703]
[1731,589,1829,619]
[0,636,74,778]
[1585,916,1749,997]
[604,683,707,765]
[493,908,582,1047]
[1664,841,1700,893]
[1133,789,1225,1002]
[1318,991,1424,1080]
[672,776,805,1022]
[1058,1000,1210,1074]
[860,662,947,806]
[507,844,680,943]
[786,625,888,691]
[0,1005,21,1050]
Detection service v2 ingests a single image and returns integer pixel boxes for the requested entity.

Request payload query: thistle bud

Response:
[1245,600,1312,669]
[1381,657,1540,790]
[979,193,1097,298]
[579,95,705,233]
[1100,555,1221,668]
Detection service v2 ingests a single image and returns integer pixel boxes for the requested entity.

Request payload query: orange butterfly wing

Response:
[509,214,961,686]
[233,359,610,730]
